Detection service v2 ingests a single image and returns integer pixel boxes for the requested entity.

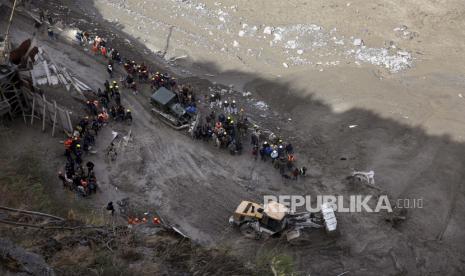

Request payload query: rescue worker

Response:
[107,64,113,78]
[271,150,279,163]
[125,109,132,123]
[292,168,299,180]
[210,94,215,109]
[223,100,229,114]
[58,171,70,189]
[214,91,221,107]
[64,138,73,161]
[86,161,95,177]
[101,46,107,57]
[74,144,82,164]
[287,154,295,169]
[80,178,89,195]
[285,143,294,154]
[252,145,259,160]
[106,202,115,216]
[299,166,307,176]
[114,90,121,106]
[231,100,238,115]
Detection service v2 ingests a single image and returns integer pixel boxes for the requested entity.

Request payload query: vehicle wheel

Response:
[240,223,258,239]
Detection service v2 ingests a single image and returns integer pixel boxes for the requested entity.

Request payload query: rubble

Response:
[254,101,269,110]
[354,47,412,73]
[31,47,92,93]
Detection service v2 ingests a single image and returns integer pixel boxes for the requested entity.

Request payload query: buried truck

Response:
[229,201,337,243]
[150,86,194,129]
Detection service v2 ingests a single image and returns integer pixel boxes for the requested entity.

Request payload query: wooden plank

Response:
[62,68,73,82]
[52,101,57,136]
[42,94,46,131]
[72,77,91,91]
[71,81,82,94]
[43,60,52,85]
[30,70,37,86]
[57,73,68,85]
[30,95,35,125]
[66,110,73,133]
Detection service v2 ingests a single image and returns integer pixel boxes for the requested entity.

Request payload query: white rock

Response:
[263,26,273,35]
[353,38,363,46]
[283,62,289,68]
[273,32,283,42]
[238,30,245,37]
[297,49,304,55]
[285,40,297,49]
[233,40,239,47]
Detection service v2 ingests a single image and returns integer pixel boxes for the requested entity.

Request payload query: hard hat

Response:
[230,120,234,123]
[115,85,119,88]
[279,145,283,148]
[76,144,81,148]
[127,109,131,112]
[109,86,113,89]
[232,100,236,103]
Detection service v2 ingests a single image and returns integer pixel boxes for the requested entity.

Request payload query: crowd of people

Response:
[84,28,305,180]
[194,94,307,180]
[58,116,100,198]
[57,26,306,201]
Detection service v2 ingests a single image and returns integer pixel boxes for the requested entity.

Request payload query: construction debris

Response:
[30,47,92,94]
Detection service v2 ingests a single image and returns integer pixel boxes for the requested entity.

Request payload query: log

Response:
[0,206,65,221]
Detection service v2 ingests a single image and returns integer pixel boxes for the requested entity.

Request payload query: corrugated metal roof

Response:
[151,87,176,106]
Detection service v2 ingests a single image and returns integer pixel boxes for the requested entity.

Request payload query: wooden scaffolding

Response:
[0,64,27,122]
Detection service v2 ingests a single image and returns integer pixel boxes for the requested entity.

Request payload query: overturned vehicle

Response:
[229,201,337,243]
[150,87,193,129]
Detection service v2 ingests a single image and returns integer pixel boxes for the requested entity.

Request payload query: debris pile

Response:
[353,47,412,73]
[30,47,92,93]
